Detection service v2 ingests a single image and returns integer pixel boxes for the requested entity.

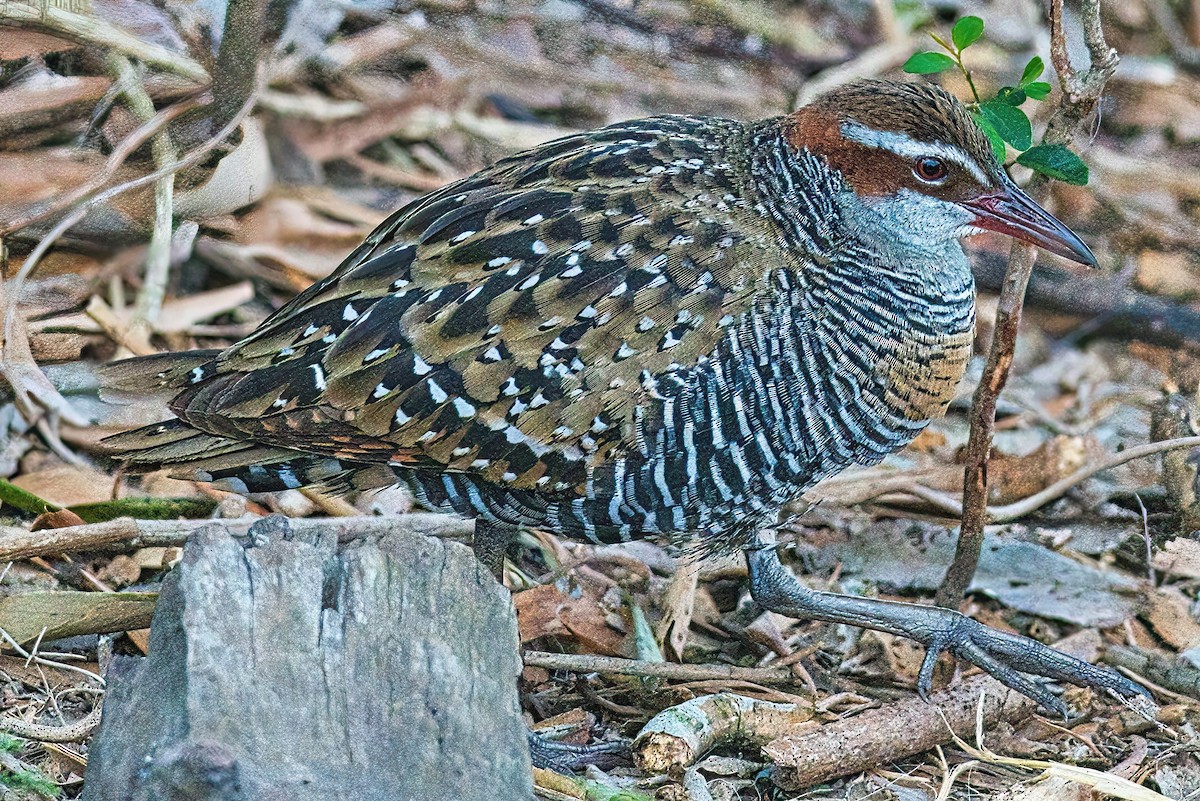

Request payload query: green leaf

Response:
[902,51,957,74]
[979,100,1032,150]
[994,85,1027,106]
[1017,144,1089,185]
[972,112,1007,162]
[1020,56,1045,85]
[951,16,984,51]
[1024,81,1052,100]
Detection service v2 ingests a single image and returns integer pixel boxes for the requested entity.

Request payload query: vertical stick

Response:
[211,0,269,135]
[935,0,1119,608]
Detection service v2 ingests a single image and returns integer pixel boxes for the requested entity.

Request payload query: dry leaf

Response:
[986,435,1091,505]
[0,29,78,59]
[513,583,626,656]
[1152,538,1200,578]
[0,77,110,142]
[31,508,87,531]
[656,559,700,661]
[1144,588,1200,651]
[11,465,115,508]
[98,554,142,587]
[125,627,151,654]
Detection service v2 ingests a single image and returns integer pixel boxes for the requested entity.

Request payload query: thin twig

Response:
[936,0,1119,608]
[1136,493,1156,584]
[881,435,1200,523]
[106,55,178,333]
[0,627,104,687]
[523,650,811,687]
[84,296,155,356]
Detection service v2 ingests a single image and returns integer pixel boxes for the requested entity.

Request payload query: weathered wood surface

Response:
[83,515,532,801]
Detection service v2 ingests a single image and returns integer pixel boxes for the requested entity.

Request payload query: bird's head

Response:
[784,79,1097,267]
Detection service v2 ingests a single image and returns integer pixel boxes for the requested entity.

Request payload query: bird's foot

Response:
[745,545,1154,716]
[527,730,629,772]
[910,609,1151,717]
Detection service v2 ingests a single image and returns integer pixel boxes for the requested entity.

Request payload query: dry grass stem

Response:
[106,55,178,334]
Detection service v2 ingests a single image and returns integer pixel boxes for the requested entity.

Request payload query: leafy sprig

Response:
[902,15,1088,185]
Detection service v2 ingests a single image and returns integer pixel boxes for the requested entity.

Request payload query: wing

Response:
[168,115,782,494]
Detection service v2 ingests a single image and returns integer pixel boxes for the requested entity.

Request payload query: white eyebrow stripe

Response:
[840,122,992,187]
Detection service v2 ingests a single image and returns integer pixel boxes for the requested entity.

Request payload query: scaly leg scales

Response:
[744,537,1151,716]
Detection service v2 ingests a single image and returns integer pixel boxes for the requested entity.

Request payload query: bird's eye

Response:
[914,157,949,183]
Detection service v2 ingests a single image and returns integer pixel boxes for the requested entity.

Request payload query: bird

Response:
[101,78,1148,716]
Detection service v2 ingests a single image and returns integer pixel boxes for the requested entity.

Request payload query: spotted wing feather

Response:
[164,117,775,494]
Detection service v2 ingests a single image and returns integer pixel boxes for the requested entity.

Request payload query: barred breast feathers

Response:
[748,121,976,444]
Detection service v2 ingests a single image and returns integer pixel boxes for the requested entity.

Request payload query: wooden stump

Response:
[83,516,532,801]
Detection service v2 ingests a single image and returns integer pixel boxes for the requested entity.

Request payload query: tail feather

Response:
[104,419,397,495]
[96,350,222,402]
[100,351,401,496]
[196,457,397,495]
[101,419,264,467]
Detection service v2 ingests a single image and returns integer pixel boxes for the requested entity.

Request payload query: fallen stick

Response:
[763,633,1110,790]
[0,513,474,561]
[0,702,101,744]
[634,693,815,773]
[763,673,1034,790]
[522,650,809,687]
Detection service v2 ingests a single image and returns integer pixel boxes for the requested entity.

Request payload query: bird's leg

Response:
[744,534,1151,716]
[473,519,520,579]
[472,521,631,770]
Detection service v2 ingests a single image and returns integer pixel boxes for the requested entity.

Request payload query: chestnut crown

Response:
[784,79,1096,266]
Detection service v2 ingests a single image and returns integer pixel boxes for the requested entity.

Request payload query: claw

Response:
[916,638,943,702]
[915,631,1067,717]
[951,636,1069,718]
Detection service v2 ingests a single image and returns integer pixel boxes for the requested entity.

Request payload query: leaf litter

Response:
[0,0,1199,797]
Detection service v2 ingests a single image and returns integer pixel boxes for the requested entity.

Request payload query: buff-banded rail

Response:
[102,79,1149,720]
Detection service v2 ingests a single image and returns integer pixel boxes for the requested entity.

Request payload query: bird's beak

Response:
[960,178,1098,268]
